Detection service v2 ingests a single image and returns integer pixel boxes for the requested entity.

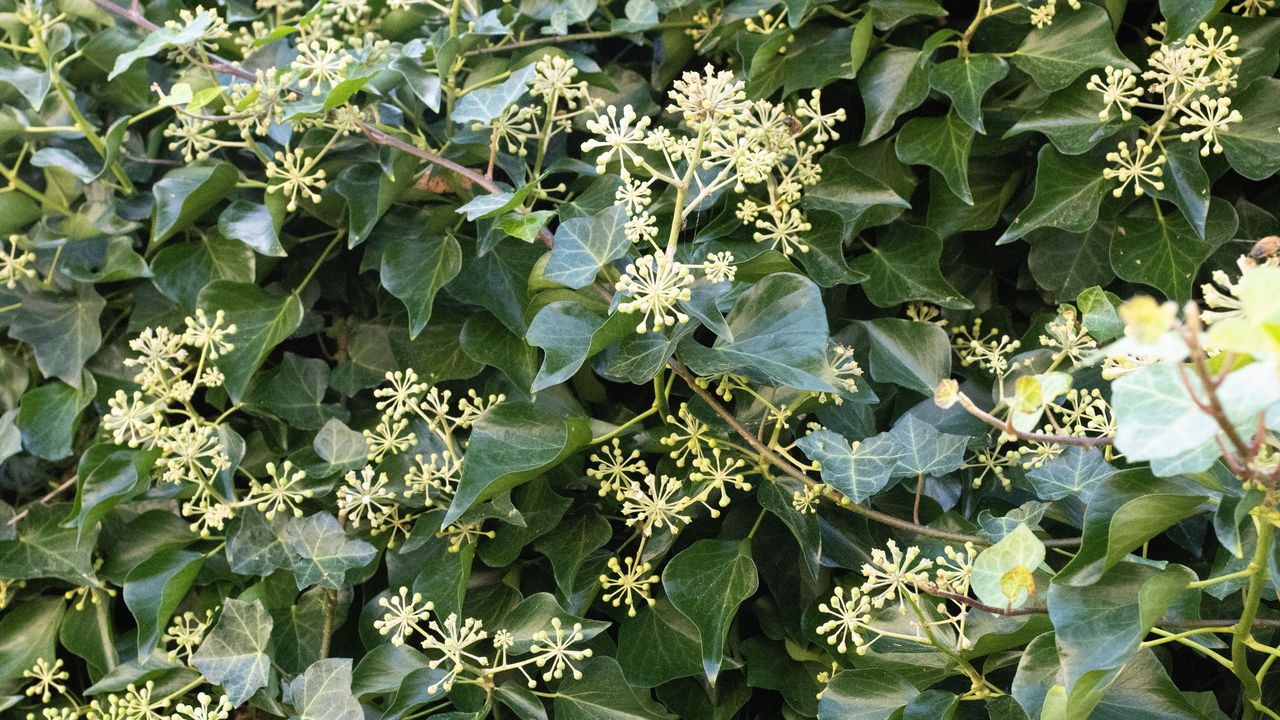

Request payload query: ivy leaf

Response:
[1160,0,1216,40]
[227,510,294,576]
[286,512,377,590]
[381,232,462,339]
[445,403,592,525]
[1026,446,1115,502]
[858,46,931,144]
[246,353,343,430]
[1011,4,1130,91]
[1005,77,1128,155]
[287,658,362,720]
[1219,78,1280,180]
[1027,223,1116,302]
[553,656,672,720]
[616,598,704,686]
[544,204,629,289]
[895,113,974,204]
[927,55,1008,134]
[499,593,610,654]
[662,539,758,684]
[312,418,368,469]
[805,150,912,228]
[1055,469,1210,586]
[527,301,631,392]
[197,281,305,403]
[451,64,536,126]
[678,273,835,392]
[0,503,98,586]
[67,444,158,536]
[109,13,215,79]
[123,548,204,655]
[219,200,286,257]
[151,163,238,246]
[461,314,538,392]
[17,376,95,461]
[1047,562,1192,692]
[152,235,256,310]
[851,223,972,309]
[0,54,50,109]
[997,145,1108,245]
[857,318,952,395]
[1109,198,1237,302]
[192,597,274,706]
[533,513,612,603]
[1150,142,1210,240]
[887,415,967,478]
[9,287,105,388]
[817,669,917,720]
[796,429,902,503]
[971,523,1045,610]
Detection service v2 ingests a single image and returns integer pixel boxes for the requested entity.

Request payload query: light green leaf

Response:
[197,281,305,403]
[381,232,462,338]
[109,13,214,79]
[10,287,104,388]
[857,318,952,395]
[678,273,835,392]
[851,224,972,309]
[1011,4,1130,91]
[286,512,377,590]
[227,510,294,576]
[1109,199,1236,302]
[151,163,238,246]
[287,658,362,720]
[927,54,1007,134]
[123,548,204,655]
[818,669,917,720]
[312,418,368,469]
[796,429,902,503]
[971,523,1045,610]
[445,402,592,525]
[662,539,757,684]
[998,145,1108,245]
[0,54,50,110]
[545,204,629,289]
[895,113,974,204]
[192,597,274,706]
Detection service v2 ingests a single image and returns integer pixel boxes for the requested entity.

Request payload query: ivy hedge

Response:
[2,0,1280,718]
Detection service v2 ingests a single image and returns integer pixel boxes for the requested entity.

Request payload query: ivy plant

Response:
[2,0,1280,718]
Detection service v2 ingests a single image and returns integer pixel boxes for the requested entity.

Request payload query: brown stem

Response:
[7,474,78,526]
[954,391,1113,448]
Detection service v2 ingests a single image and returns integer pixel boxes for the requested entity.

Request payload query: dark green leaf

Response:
[197,281,305,403]
[928,55,1008,134]
[662,539,757,684]
[381,232,462,338]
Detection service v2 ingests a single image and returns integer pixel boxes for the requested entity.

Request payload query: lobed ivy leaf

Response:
[381,232,462,339]
[850,224,971,309]
[895,113,974,205]
[286,658,362,720]
[1109,199,1237,303]
[9,287,104,388]
[286,512,377,590]
[191,597,275,706]
[452,64,537,126]
[544,204,629,289]
[928,54,1007,134]
[997,145,1108,245]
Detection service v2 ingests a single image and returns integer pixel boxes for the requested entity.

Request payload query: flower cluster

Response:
[104,312,238,535]
[334,369,503,549]
[816,540,980,658]
[375,588,593,692]
[588,409,755,616]
[1090,23,1245,196]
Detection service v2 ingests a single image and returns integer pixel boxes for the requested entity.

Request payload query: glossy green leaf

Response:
[197,281,305,403]
[797,429,902,503]
[858,46,931,143]
[286,512,377,590]
[381,232,462,338]
[928,54,1007,134]
[1011,4,1130,91]
[1109,199,1236,302]
[998,145,1108,245]
[219,200,286,257]
[895,113,974,204]
[857,318,952,395]
[151,163,238,246]
[545,204,629,289]
[818,669,917,720]
[851,224,972,309]
[662,539,757,684]
[123,548,204,655]
[9,287,104,387]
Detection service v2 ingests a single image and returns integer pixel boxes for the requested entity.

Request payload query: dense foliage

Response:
[2,0,1280,717]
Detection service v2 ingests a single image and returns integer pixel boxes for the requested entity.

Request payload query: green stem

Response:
[1235,518,1274,720]
[95,598,118,671]
[320,589,337,659]
[295,231,344,294]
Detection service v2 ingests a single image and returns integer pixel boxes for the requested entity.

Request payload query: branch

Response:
[951,388,1113,448]
[7,474,78,526]
[666,359,1083,549]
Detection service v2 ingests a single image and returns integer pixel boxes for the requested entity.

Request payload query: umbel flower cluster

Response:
[21,652,233,720]
[375,588,592,692]
[816,541,980,655]
[1089,22,1246,196]
[334,369,503,550]
[103,311,239,535]
[581,65,845,333]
